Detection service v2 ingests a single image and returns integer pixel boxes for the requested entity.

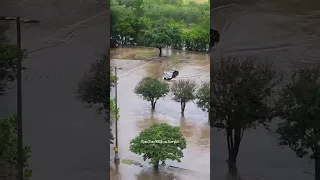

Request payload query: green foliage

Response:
[0,114,32,180]
[110,98,120,120]
[171,79,197,113]
[195,81,210,112]
[275,66,320,160]
[77,54,114,105]
[211,56,279,130]
[146,18,183,52]
[129,123,187,167]
[182,17,209,52]
[0,25,27,95]
[110,0,209,51]
[211,56,280,172]
[76,54,115,143]
[134,77,169,109]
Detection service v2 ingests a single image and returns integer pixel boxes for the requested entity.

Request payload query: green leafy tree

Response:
[195,81,210,113]
[146,18,182,56]
[110,2,135,46]
[211,56,280,176]
[147,20,172,56]
[275,66,320,180]
[132,0,144,17]
[76,54,116,143]
[0,114,32,180]
[110,0,209,52]
[114,13,136,46]
[110,98,120,121]
[182,20,209,52]
[171,79,197,115]
[168,20,184,50]
[130,123,187,168]
[133,17,152,46]
[134,77,169,110]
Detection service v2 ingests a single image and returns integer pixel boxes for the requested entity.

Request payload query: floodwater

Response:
[211,0,320,180]
[1,0,110,180]
[110,48,210,180]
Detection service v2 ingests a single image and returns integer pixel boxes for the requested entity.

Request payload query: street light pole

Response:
[16,17,24,180]
[0,16,40,180]
[114,66,119,163]
[114,66,122,163]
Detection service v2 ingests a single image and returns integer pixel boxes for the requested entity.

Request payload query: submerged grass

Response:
[122,159,135,165]
[135,52,157,59]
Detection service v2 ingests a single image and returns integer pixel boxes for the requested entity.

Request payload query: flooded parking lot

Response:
[211,0,320,179]
[110,48,210,180]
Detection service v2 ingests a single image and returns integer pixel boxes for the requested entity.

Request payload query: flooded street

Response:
[110,48,210,180]
[211,0,320,179]
[1,0,110,180]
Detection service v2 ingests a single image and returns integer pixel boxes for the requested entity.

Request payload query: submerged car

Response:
[164,70,179,80]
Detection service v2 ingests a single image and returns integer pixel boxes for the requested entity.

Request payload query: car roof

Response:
[165,70,176,73]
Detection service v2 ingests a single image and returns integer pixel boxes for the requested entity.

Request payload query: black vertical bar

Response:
[210,0,214,179]
[16,17,24,180]
[114,66,119,162]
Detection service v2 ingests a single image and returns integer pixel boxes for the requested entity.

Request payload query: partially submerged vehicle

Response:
[164,70,179,80]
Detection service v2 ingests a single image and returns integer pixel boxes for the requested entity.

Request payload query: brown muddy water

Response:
[110,47,210,180]
[212,0,320,180]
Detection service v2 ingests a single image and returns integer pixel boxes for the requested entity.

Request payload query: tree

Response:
[195,81,210,113]
[168,20,184,50]
[171,79,197,115]
[0,114,32,180]
[0,25,27,95]
[129,123,187,168]
[134,76,169,110]
[110,98,120,121]
[76,54,115,143]
[211,56,280,176]
[146,18,180,56]
[110,0,210,52]
[275,66,320,180]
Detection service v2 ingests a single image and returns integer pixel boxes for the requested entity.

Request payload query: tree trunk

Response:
[226,128,242,177]
[158,47,162,57]
[154,161,159,169]
[181,102,186,114]
[151,100,156,110]
[227,152,238,176]
[315,158,320,180]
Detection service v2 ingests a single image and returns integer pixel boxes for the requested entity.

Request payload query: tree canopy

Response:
[171,79,197,114]
[76,54,115,143]
[275,66,320,179]
[129,123,187,168]
[110,0,209,52]
[211,56,280,175]
[195,81,210,113]
[0,25,22,95]
[0,114,32,180]
[134,76,169,110]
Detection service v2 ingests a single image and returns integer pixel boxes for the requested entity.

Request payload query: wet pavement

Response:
[110,48,210,180]
[211,0,320,179]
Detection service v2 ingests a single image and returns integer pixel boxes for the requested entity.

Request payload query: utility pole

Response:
[114,66,122,163]
[0,16,40,180]
[16,17,23,180]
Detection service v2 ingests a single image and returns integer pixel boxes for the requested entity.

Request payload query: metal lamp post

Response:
[114,66,122,163]
[0,16,40,180]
